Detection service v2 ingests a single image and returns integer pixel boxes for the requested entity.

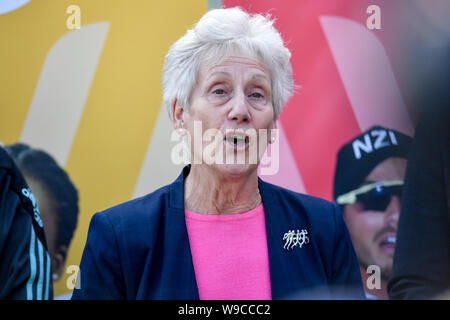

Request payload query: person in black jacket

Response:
[4,143,79,287]
[0,145,53,299]
[387,104,450,299]
[387,8,450,295]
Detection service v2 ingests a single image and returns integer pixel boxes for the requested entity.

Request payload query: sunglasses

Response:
[336,180,403,212]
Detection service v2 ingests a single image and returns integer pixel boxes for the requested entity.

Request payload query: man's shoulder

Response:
[0,146,20,186]
[0,146,35,218]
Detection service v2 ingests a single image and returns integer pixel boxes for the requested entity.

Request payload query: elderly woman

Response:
[72,8,364,300]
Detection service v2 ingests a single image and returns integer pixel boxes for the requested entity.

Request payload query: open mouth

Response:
[379,235,396,253]
[380,236,396,246]
[224,133,250,149]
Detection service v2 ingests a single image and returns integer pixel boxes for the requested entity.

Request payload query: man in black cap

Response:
[333,126,412,299]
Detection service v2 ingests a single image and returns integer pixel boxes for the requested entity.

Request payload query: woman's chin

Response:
[213,162,257,178]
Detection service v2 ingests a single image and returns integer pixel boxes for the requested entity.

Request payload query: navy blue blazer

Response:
[72,165,364,300]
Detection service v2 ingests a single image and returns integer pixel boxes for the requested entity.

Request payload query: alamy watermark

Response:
[66,5,81,30]
[66,264,81,290]
[366,5,381,30]
[366,265,381,290]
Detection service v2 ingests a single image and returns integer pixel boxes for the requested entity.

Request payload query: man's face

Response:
[25,176,58,257]
[343,157,407,280]
[25,175,67,281]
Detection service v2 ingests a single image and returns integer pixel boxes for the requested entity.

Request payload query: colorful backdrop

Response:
[0,0,207,296]
[1,0,418,296]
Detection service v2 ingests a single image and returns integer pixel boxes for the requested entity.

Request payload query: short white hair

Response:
[162,7,294,120]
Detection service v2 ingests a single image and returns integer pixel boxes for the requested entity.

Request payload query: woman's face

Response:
[179,55,276,177]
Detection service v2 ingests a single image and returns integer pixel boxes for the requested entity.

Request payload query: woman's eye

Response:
[249,92,263,99]
[207,86,230,103]
[213,89,226,95]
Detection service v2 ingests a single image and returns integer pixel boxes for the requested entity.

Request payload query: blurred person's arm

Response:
[433,289,450,300]
[388,106,450,299]
[0,147,53,300]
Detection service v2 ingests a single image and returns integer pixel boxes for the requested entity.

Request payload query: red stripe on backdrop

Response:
[224,0,393,200]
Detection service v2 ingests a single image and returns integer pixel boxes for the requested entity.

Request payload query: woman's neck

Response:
[184,165,261,215]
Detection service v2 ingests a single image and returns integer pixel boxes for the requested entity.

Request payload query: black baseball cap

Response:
[333,126,412,202]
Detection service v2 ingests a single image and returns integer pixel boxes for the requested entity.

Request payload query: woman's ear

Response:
[268,119,278,144]
[270,119,277,130]
[172,100,186,136]
[172,100,184,128]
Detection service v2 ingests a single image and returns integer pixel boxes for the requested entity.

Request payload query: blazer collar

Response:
[169,165,190,210]
[164,165,198,299]
[258,175,304,299]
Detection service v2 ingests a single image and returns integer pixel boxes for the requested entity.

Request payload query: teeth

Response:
[226,134,247,145]
[387,236,396,244]
[381,236,397,245]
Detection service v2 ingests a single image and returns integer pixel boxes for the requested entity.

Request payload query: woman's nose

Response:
[228,91,251,123]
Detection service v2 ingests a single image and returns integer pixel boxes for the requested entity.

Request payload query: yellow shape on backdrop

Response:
[0,0,206,296]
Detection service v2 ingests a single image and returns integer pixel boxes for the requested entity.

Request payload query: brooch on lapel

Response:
[283,229,309,250]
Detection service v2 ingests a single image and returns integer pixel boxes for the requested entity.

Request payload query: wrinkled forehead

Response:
[198,45,271,82]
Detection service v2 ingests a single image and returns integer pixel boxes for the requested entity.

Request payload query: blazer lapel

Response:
[164,165,199,299]
[258,177,312,299]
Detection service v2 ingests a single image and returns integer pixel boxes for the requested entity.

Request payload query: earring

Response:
[177,128,186,136]
[52,273,59,281]
[270,136,276,143]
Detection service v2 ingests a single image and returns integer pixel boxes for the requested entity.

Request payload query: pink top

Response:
[185,203,272,300]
